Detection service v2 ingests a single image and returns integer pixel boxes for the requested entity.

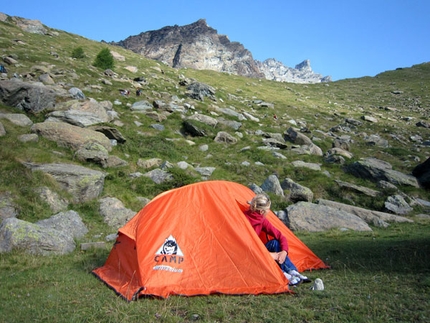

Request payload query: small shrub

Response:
[71,46,85,59]
[93,48,114,70]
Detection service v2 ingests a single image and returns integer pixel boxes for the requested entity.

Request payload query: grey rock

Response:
[183,120,207,137]
[0,113,33,127]
[364,134,389,148]
[39,73,55,85]
[35,186,68,213]
[151,124,165,131]
[362,115,378,123]
[284,127,313,145]
[281,178,313,202]
[324,154,346,165]
[262,138,288,149]
[143,169,173,184]
[316,199,413,226]
[0,79,57,113]
[335,180,380,197]
[68,87,86,100]
[131,100,153,111]
[186,82,216,101]
[214,131,237,144]
[24,163,106,203]
[195,167,216,177]
[384,195,413,215]
[137,158,163,169]
[46,99,113,127]
[105,155,129,168]
[248,183,264,195]
[36,210,88,239]
[74,142,109,167]
[90,126,126,144]
[187,113,218,127]
[346,157,419,188]
[0,217,76,255]
[286,202,372,232]
[99,197,136,229]
[291,160,321,171]
[31,121,112,152]
[261,175,284,197]
[0,192,18,220]
[217,118,242,130]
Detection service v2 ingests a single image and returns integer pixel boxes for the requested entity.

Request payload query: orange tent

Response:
[93,180,328,300]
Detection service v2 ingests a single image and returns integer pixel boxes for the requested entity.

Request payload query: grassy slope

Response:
[0,16,429,322]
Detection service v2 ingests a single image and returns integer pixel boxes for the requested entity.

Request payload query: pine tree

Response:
[93,48,114,69]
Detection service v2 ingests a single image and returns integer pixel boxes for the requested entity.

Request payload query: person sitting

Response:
[243,193,311,286]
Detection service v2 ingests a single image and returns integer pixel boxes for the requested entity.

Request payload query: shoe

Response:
[284,272,301,286]
[284,272,292,280]
[289,270,311,283]
[288,276,302,286]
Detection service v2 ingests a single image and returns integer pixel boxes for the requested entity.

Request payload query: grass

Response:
[0,221,429,323]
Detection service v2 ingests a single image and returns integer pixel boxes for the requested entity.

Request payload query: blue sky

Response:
[2,0,429,81]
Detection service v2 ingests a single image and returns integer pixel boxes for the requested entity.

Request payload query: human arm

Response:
[262,219,289,260]
[270,250,288,264]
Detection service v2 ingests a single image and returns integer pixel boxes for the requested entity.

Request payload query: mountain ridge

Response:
[112,19,331,83]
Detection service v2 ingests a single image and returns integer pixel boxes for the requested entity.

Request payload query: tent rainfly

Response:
[93,181,328,300]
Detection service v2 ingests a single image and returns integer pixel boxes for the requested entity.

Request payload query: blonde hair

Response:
[249,193,271,212]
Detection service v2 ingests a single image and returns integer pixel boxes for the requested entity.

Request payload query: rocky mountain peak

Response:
[114,20,330,83]
[115,19,263,78]
[295,59,312,71]
[256,58,332,84]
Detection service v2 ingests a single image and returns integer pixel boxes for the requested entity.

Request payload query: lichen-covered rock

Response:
[31,121,112,152]
[0,217,75,255]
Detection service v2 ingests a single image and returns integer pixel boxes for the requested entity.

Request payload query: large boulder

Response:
[316,199,413,227]
[0,79,59,113]
[24,163,106,203]
[36,210,88,238]
[345,157,419,188]
[284,127,313,145]
[412,157,430,189]
[45,99,113,127]
[0,217,75,255]
[0,113,33,127]
[31,121,112,152]
[285,201,372,232]
[186,82,216,101]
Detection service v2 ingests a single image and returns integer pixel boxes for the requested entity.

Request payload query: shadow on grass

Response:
[309,233,430,274]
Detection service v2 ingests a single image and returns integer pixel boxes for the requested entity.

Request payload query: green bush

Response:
[93,47,114,69]
[71,46,85,59]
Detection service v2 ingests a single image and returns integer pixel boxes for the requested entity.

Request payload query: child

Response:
[244,193,311,286]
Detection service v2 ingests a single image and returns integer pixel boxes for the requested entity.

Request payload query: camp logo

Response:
[153,235,184,273]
